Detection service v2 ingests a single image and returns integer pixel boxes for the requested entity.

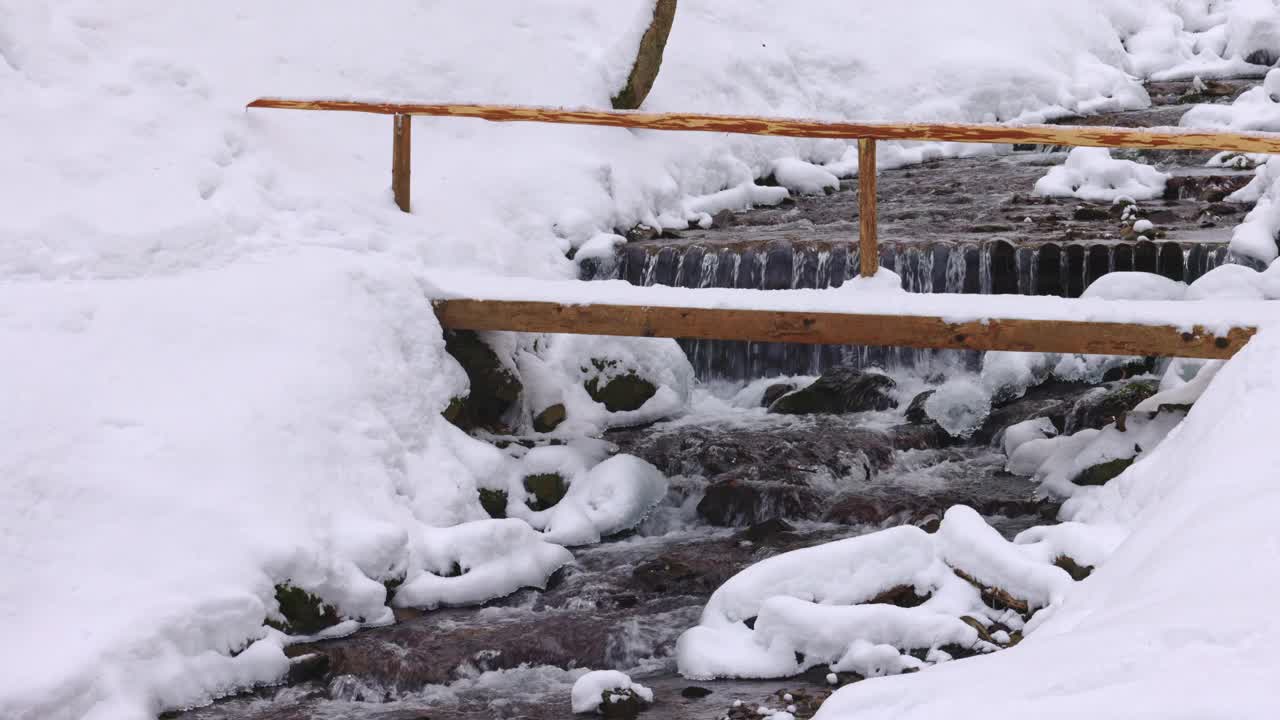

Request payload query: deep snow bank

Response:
[3,1,1279,718]
[814,326,1280,719]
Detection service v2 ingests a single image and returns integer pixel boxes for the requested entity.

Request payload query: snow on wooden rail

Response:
[433,299,1255,359]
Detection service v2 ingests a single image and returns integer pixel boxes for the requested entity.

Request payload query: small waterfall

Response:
[593,239,1231,381]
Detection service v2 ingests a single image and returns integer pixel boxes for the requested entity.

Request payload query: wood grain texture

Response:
[247,98,1280,153]
[858,138,879,278]
[392,114,411,213]
[432,299,1256,359]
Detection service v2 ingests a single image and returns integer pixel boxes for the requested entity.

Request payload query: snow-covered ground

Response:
[3,1,1280,719]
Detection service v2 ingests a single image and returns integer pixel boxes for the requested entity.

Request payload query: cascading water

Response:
[591,239,1231,381]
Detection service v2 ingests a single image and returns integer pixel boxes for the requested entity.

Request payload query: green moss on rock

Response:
[444,330,522,432]
[1066,380,1158,433]
[478,488,509,519]
[524,473,568,511]
[267,583,341,636]
[1072,457,1135,486]
[532,403,567,433]
[585,362,657,413]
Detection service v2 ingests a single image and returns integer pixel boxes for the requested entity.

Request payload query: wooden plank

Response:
[433,299,1255,360]
[247,98,1280,154]
[392,113,412,213]
[858,138,879,278]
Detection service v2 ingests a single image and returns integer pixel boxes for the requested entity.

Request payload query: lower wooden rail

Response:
[433,300,1256,359]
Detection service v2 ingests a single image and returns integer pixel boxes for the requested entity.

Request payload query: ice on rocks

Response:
[923,379,992,439]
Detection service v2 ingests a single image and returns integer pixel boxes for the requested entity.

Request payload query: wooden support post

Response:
[392,113,412,213]
[858,138,878,278]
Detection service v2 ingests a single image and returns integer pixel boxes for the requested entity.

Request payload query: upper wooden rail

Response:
[247,98,1280,153]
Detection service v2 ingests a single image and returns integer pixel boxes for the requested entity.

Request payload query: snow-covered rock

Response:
[570,670,653,715]
[1034,148,1169,203]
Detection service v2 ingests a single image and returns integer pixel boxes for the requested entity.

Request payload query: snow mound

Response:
[677,506,1082,681]
[772,158,840,195]
[570,670,653,715]
[541,455,669,546]
[1033,148,1169,202]
[1080,272,1187,301]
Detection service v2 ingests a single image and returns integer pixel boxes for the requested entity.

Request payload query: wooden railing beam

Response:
[858,138,879,278]
[433,299,1256,360]
[246,99,1280,154]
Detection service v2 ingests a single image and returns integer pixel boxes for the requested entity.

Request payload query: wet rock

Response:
[975,380,1093,445]
[444,330,522,433]
[904,390,935,424]
[1072,205,1110,221]
[478,488,508,519]
[1065,380,1158,433]
[761,382,797,408]
[632,555,719,595]
[698,478,819,527]
[866,584,929,608]
[533,403,567,433]
[599,687,648,719]
[524,473,567,511]
[1246,49,1278,67]
[769,367,898,415]
[268,584,342,636]
[1072,457,1135,486]
[285,653,330,685]
[681,686,713,699]
[737,517,796,543]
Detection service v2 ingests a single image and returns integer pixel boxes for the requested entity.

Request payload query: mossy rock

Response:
[599,687,648,719]
[442,396,466,424]
[1066,380,1158,433]
[532,403,567,433]
[267,583,341,636]
[478,488,509,519]
[524,473,568,511]
[769,367,897,415]
[1072,456,1135,486]
[586,370,657,413]
[444,330,522,432]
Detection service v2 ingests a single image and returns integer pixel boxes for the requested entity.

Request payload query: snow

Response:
[1080,272,1187,301]
[1182,69,1280,263]
[428,271,1275,335]
[772,158,840,195]
[1033,148,1169,203]
[813,324,1280,720]
[6,1,1280,718]
[570,670,653,715]
[541,455,669,547]
[1001,418,1059,459]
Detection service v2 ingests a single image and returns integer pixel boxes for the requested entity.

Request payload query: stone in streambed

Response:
[769,367,897,415]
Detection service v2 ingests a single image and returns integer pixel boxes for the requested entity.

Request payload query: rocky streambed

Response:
[174,75,1264,720]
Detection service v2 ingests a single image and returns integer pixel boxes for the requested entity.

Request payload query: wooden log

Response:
[247,98,1280,154]
[858,138,879,278]
[432,299,1255,360]
[392,113,412,213]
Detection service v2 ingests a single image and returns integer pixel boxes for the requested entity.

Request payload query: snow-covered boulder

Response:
[571,670,654,715]
[1034,148,1169,202]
